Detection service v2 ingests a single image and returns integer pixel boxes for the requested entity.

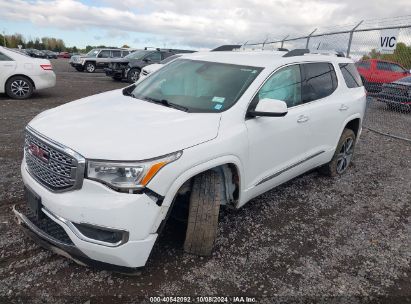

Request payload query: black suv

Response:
[104,48,194,82]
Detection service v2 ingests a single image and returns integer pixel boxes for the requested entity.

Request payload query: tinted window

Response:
[356,61,370,69]
[390,63,405,73]
[257,65,302,107]
[0,52,12,61]
[302,63,337,102]
[122,51,130,57]
[376,61,391,71]
[339,63,363,88]
[145,52,162,62]
[112,50,121,58]
[398,76,411,83]
[98,50,111,58]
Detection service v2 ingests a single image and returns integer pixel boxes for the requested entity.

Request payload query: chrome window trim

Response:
[25,125,86,192]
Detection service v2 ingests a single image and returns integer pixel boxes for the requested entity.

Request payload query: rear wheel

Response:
[184,170,223,256]
[319,129,356,177]
[5,76,34,99]
[85,62,96,73]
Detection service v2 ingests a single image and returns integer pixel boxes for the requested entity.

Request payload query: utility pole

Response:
[2,30,6,47]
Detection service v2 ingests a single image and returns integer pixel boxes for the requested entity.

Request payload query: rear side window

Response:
[356,61,370,69]
[376,61,391,71]
[390,63,406,73]
[0,52,12,61]
[302,63,337,103]
[112,50,121,58]
[98,50,111,58]
[122,51,130,57]
[339,63,363,88]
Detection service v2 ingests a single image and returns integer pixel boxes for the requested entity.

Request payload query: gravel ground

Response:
[0,59,410,304]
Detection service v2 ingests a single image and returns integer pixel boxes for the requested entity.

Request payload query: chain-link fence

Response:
[243,16,411,141]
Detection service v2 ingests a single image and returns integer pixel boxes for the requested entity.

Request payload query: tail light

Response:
[40,64,53,70]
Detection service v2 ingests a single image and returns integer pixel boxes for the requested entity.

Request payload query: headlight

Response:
[87,151,182,192]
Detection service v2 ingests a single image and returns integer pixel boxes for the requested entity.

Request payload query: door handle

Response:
[339,104,349,111]
[297,115,309,123]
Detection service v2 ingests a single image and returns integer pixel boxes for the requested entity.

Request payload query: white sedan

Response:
[0,46,56,99]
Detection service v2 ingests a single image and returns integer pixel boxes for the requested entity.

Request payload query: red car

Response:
[356,59,410,92]
[58,52,71,59]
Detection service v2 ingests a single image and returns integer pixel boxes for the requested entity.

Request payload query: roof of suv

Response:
[182,50,353,68]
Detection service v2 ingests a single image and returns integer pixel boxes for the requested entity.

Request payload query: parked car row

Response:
[104,48,194,82]
[354,59,411,111]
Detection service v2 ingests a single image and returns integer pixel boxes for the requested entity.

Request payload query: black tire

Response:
[5,76,34,100]
[127,68,140,83]
[112,76,122,81]
[319,129,356,177]
[75,67,84,72]
[85,62,96,73]
[184,170,223,256]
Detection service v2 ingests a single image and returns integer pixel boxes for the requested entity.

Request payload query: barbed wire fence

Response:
[242,16,411,142]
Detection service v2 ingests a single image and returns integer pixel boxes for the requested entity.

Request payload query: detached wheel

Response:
[85,62,96,73]
[184,170,223,256]
[320,129,356,177]
[6,76,34,99]
[127,68,140,83]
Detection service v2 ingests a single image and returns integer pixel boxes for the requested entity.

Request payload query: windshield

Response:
[130,59,263,113]
[125,50,150,60]
[399,76,411,83]
[86,49,100,57]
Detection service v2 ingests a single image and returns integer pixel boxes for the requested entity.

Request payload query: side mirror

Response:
[248,98,288,117]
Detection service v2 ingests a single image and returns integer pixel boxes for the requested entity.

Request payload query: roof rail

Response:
[283,49,310,57]
[310,50,346,57]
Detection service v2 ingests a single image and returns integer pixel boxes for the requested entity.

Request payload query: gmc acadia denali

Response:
[14,49,366,271]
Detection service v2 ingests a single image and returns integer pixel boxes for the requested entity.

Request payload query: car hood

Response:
[28,90,221,160]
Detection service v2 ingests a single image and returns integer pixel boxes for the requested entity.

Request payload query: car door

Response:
[0,51,17,93]
[144,52,162,64]
[299,62,343,162]
[245,64,314,194]
[96,50,111,68]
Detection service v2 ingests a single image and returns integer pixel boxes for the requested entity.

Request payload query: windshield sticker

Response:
[214,104,223,110]
[212,96,225,103]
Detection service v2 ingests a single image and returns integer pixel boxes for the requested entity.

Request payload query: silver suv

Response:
[69,48,132,73]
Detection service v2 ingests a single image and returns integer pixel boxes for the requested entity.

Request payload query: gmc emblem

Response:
[28,143,49,164]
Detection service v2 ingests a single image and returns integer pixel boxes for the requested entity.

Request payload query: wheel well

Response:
[5,74,35,91]
[345,118,360,137]
[169,163,240,220]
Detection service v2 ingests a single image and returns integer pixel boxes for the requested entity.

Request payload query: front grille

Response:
[24,129,85,192]
[382,85,408,97]
[20,205,73,245]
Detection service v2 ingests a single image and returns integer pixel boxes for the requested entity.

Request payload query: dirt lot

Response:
[0,59,410,304]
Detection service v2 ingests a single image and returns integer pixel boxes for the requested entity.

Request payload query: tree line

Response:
[361,42,411,69]
[0,33,129,53]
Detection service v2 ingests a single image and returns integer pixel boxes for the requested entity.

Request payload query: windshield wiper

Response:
[143,97,189,112]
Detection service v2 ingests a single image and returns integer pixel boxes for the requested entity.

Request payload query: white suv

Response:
[14,50,366,271]
[0,46,56,99]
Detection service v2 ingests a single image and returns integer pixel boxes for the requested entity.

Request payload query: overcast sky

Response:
[0,0,410,49]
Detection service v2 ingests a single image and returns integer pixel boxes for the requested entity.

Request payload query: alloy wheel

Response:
[11,80,30,97]
[131,71,139,82]
[86,63,95,72]
[336,137,354,174]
